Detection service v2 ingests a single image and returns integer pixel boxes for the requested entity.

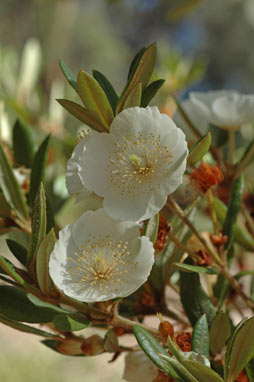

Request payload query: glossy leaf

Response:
[213,197,254,251]
[57,99,107,132]
[222,175,244,251]
[52,314,90,332]
[187,133,211,166]
[173,262,218,275]
[27,183,47,266]
[77,70,114,128]
[181,360,224,382]
[29,134,51,206]
[141,79,165,107]
[0,140,29,220]
[12,120,35,167]
[191,314,209,358]
[224,317,254,382]
[180,259,216,327]
[36,228,56,296]
[0,314,57,337]
[133,325,181,379]
[123,82,142,109]
[27,294,68,313]
[117,43,157,113]
[6,239,27,266]
[92,70,118,112]
[59,58,77,90]
[209,312,231,355]
[0,286,56,323]
[142,213,159,244]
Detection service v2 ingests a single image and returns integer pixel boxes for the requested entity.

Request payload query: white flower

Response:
[79,106,188,222]
[189,90,254,128]
[173,99,209,140]
[123,351,158,382]
[49,209,154,302]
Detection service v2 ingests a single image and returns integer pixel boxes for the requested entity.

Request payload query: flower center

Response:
[129,154,151,175]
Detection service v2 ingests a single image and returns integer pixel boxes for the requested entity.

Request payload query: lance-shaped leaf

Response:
[173,262,218,275]
[6,239,27,266]
[213,197,254,251]
[29,134,50,207]
[0,140,29,220]
[92,70,118,112]
[180,258,216,327]
[122,82,142,109]
[0,314,58,338]
[0,256,32,289]
[181,360,224,382]
[57,99,107,132]
[187,133,211,166]
[116,43,157,113]
[52,314,90,332]
[142,212,159,244]
[209,312,231,355]
[27,183,47,267]
[223,175,244,252]
[191,314,209,358]
[141,79,165,107]
[224,317,254,382]
[36,228,56,296]
[127,46,146,81]
[0,285,56,323]
[12,120,35,168]
[27,294,68,313]
[133,325,182,380]
[59,58,77,90]
[77,70,114,129]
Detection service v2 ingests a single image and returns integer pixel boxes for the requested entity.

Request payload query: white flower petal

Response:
[49,209,154,302]
[123,351,158,382]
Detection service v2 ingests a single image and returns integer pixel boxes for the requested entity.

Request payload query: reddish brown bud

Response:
[81,334,104,356]
[236,370,248,382]
[159,321,174,342]
[176,332,192,352]
[190,163,224,194]
[154,369,175,382]
[56,339,83,355]
[194,250,212,266]
[113,327,125,336]
[210,232,227,249]
[154,215,170,252]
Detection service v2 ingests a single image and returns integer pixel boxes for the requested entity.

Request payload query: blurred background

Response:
[1,0,254,381]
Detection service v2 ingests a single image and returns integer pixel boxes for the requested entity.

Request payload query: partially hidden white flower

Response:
[173,99,209,140]
[49,209,154,302]
[77,106,188,222]
[123,351,158,382]
[189,90,254,128]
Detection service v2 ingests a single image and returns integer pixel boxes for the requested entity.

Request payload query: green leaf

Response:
[127,46,146,81]
[36,228,56,296]
[0,286,56,323]
[27,293,68,313]
[27,183,47,266]
[181,360,224,382]
[0,256,31,288]
[12,120,35,167]
[104,329,119,352]
[0,313,57,337]
[117,43,157,113]
[52,314,90,332]
[133,325,180,379]
[0,140,29,220]
[192,314,209,358]
[224,317,254,382]
[59,58,77,90]
[57,99,107,132]
[209,312,231,355]
[173,262,218,275]
[180,258,216,327]
[6,239,27,266]
[246,358,254,382]
[141,79,165,107]
[222,175,244,251]
[142,213,159,244]
[213,197,254,251]
[29,134,51,207]
[45,194,55,233]
[187,133,211,166]
[122,82,142,109]
[92,70,118,112]
[77,70,114,129]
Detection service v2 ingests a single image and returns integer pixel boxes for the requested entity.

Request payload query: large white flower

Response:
[189,90,254,128]
[78,106,188,222]
[49,209,154,302]
[123,351,158,382]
